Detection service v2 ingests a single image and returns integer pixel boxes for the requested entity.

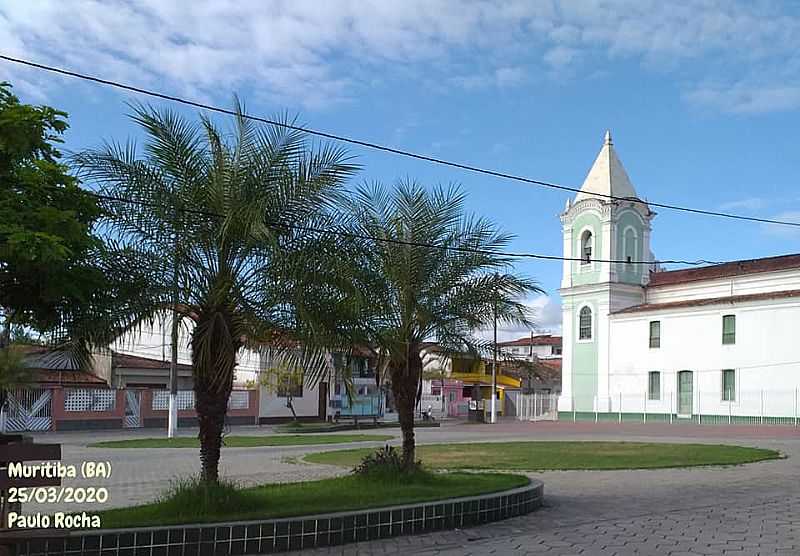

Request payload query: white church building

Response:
[558,132,800,424]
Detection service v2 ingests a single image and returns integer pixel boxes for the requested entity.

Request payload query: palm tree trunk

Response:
[195,387,230,483]
[391,350,422,471]
[191,307,238,484]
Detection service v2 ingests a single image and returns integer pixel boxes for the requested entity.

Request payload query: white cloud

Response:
[530,294,563,334]
[494,66,526,87]
[475,294,562,343]
[449,65,527,90]
[543,46,579,69]
[761,211,800,238]
[2,1,800,111]
[719,197,768,211]
[686,83,800,114]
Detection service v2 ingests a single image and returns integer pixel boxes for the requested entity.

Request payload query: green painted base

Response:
[557,412,800,426]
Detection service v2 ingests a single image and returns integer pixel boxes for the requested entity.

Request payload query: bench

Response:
[332,412,380,426]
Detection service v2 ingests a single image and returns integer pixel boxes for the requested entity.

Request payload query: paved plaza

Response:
[31,421,800,555]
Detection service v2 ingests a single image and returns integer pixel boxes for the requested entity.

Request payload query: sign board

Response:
[0,469,61,489]
[0,442,62,489]
[0,443,61,462]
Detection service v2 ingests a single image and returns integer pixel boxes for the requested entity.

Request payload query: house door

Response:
[124,390,142,428]
[677,371,693,417]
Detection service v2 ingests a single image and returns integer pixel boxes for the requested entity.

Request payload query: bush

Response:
[351,445,421,477]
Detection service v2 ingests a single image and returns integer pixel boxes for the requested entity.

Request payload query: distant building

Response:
[497,334,562,360]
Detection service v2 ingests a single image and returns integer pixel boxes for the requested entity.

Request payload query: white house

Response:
[559,131,800,423]
[497,335,562,361]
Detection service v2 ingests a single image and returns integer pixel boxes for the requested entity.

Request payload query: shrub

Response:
[352,445,422,477]
[156,476,251,519]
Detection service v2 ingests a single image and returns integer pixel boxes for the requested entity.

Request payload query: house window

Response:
[554,346,562,355]
[431,387,441,396]
[581,231,592,264]
[448,391,456,402]
[578,306,592,340]
[722,315,736,345]
[722,369,736,401]
[648,371,661,400]
[649,321,661,348]
[357,385,367,396]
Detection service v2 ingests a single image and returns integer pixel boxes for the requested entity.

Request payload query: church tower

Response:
[559,131,655,412]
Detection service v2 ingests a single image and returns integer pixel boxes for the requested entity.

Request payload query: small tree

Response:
[259,361,305,422]
[335,180,542,470]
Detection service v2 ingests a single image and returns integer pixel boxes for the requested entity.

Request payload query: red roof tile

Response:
[649,253,800,287]
[32,369,108,386]
[497,335,562,347]
[111,351,193,371]
[613,289,800,314]
[539,359,562,372]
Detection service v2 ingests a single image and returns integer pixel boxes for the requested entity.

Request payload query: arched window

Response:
[579,306,592,340]
[580,230,592,265]
[624,228,636,265]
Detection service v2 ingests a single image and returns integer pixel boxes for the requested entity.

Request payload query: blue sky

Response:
[2,1,800,338]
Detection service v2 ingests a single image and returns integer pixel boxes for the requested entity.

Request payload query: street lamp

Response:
[490,292,498,424]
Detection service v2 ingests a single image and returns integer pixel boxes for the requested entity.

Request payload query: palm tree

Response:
[337,180,541,470]
[70,103,357,482]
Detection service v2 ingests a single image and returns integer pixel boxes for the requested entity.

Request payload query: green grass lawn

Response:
[98,472,529,528]
[304,441,781,470]
[88,434,393,449]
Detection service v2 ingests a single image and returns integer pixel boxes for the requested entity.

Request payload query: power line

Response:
[2,54,799,230]
[86,188,719,266]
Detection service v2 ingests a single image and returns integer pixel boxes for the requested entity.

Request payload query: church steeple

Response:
[558,131,653,416]
[574,130,638,203]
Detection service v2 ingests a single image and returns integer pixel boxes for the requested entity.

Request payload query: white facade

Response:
[559,132,800,422]
[259,383,321,419]
[608,277,800,420]
[500,343,562,360]
[112,313,260,386]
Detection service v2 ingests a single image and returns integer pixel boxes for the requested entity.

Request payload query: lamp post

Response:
[490,296,497,424]
[167,194,181,439]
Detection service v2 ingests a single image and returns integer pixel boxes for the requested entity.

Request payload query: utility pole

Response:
[529,330,533,361]
[490,296,497,424]
[168,306,179,437]
[167,195,180,438]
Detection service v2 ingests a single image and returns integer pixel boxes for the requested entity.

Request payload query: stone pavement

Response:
[289,421,800,555]
[28,420,800,554]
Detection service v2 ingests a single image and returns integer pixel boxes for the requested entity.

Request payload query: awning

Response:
[449,372,521,389]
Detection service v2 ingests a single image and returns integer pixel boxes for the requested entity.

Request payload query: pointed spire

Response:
[574,130,638,203]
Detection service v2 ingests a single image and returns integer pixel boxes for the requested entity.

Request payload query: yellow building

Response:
[448,356,521,418]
